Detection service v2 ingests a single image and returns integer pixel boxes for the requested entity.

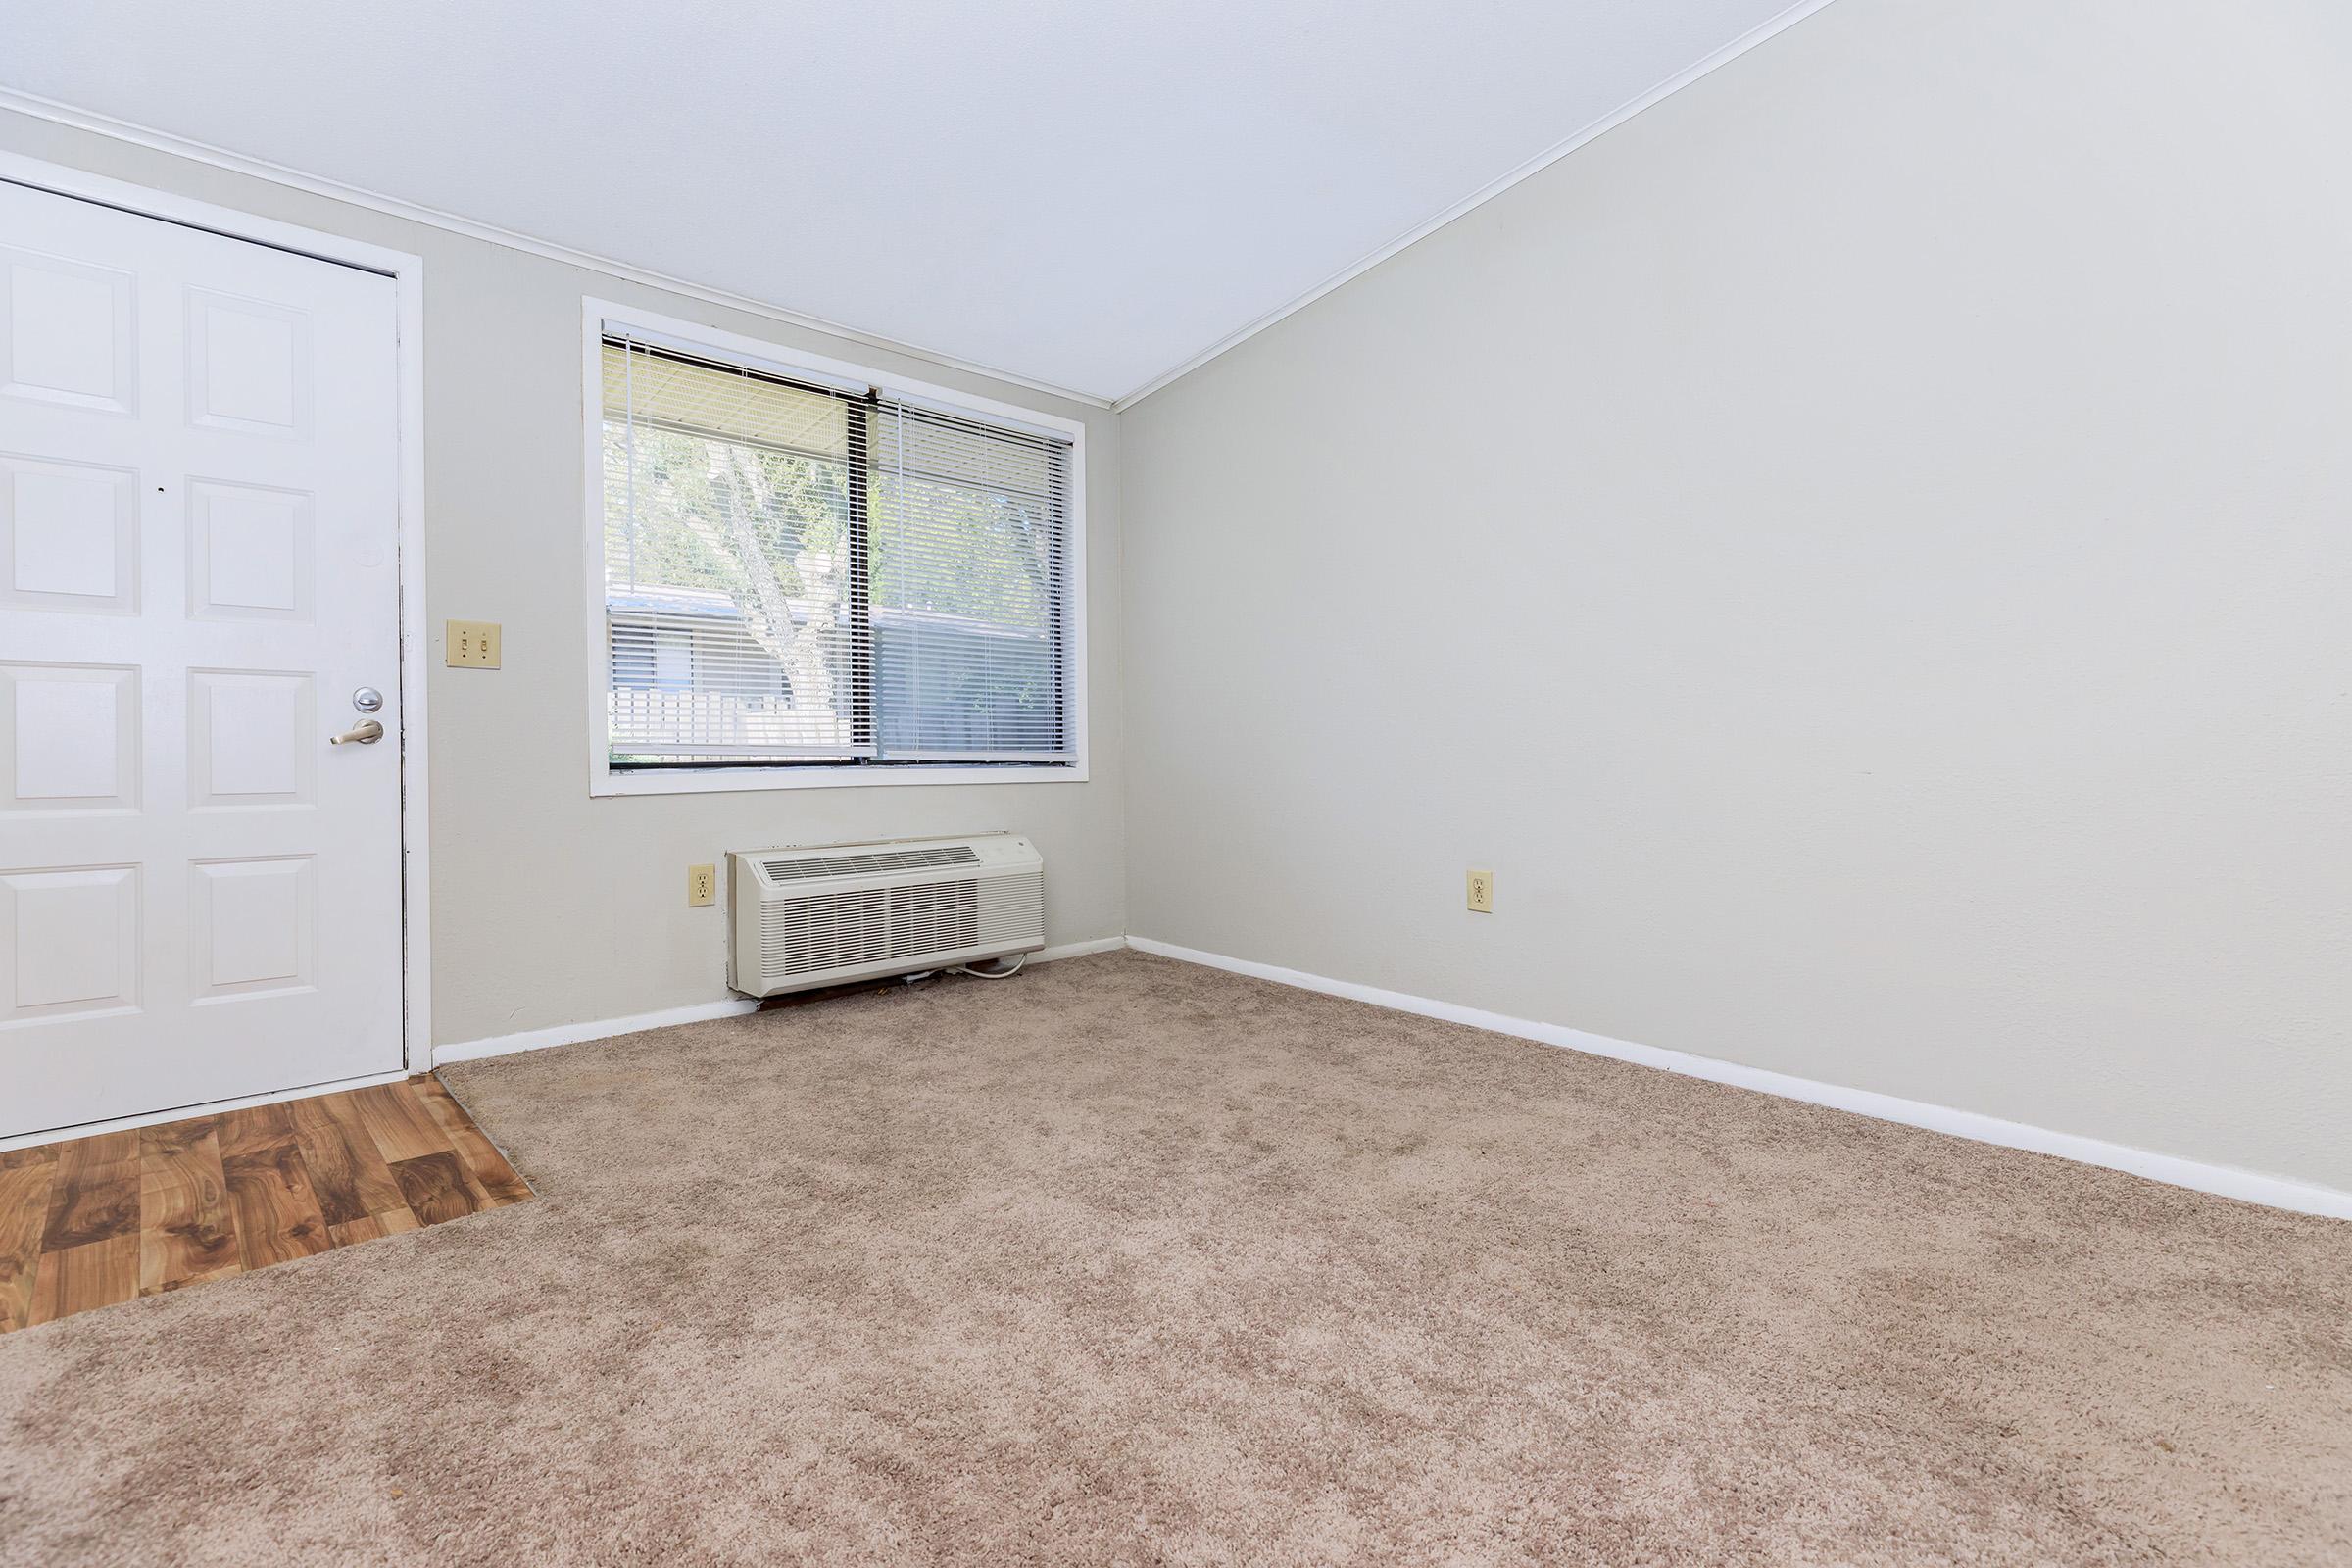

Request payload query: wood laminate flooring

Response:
[0,1076,530,1333]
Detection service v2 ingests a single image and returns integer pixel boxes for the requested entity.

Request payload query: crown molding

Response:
[1110,0,1841,411]
[0,87,1115,412]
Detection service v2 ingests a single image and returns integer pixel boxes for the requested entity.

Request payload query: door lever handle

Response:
[329,719,384,746]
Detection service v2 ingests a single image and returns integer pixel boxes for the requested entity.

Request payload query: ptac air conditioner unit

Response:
[728,833,1045,996]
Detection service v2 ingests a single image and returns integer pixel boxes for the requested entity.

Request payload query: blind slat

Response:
[602,336,1075,768]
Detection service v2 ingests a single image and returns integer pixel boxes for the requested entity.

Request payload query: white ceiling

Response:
[2,1,1810,403]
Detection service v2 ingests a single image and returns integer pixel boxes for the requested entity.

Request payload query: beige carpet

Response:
[1,952,2344,1565]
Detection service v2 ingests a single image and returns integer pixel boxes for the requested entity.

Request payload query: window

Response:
[589,308,1083,790]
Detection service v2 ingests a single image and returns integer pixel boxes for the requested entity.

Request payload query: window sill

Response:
[591,761,1089,797]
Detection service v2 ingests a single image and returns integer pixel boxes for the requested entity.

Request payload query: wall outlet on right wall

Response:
[1466,869,1494,913]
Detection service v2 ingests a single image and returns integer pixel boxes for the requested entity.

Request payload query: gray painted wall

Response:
[10,0,2344,1192]
[1121,0,2352,1190]
[0,108,1126,1050]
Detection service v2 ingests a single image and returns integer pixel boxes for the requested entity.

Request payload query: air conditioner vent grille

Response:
[730,834,1043,996]
[758,877,1041,978]
[762,845,981,882]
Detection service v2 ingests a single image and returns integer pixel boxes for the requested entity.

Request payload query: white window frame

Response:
[582,299,1089,796]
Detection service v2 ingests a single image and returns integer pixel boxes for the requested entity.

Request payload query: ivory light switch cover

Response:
[446,620,501,668]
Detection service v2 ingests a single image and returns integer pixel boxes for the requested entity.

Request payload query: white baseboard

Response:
[433,998,760,1066]
[1034,935,1129,962]
[1127,936,2352,1222]
[431,934,1131,1068]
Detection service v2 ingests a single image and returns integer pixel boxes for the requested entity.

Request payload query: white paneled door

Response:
[0,179,404,1137]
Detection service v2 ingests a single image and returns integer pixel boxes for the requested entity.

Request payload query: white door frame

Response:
[0,150,432,1127]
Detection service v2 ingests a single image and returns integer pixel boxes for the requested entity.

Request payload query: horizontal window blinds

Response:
[601,336,1075,767]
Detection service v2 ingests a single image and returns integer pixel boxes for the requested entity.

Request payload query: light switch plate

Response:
[446,620,501,668]
[687,863,716,907]
[1466,869,1494,913]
